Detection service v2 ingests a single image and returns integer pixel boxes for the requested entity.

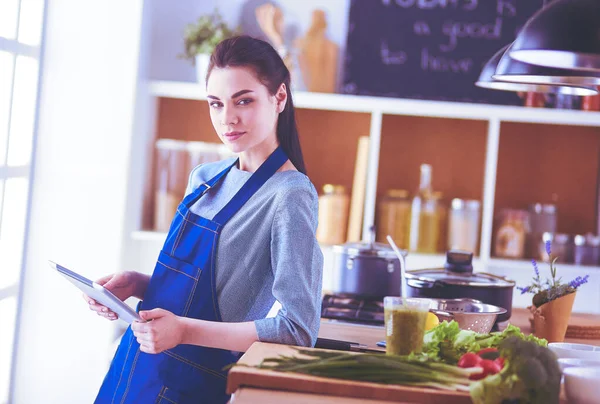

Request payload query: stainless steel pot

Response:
[404,250,515,322]
[331,228,407,299]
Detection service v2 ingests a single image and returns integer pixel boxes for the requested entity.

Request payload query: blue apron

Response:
[95,147,288,404]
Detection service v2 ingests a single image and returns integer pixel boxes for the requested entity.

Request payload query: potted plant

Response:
[518,240,589,342]
[181,10,237,83]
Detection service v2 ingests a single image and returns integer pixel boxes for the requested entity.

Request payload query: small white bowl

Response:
[548,343,600,360]
[558,358,600,372]
[563,367,600,404]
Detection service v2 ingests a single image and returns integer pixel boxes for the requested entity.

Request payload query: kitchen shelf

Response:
[149,80,600,127]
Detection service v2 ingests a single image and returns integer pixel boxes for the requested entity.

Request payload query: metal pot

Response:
[331,229,406,299]
[404,250,515,322]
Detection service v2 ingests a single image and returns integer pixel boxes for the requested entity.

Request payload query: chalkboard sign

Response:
[342,0,546,105]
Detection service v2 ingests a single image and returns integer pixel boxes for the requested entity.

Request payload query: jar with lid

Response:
[154,139,189,232]
[573,233,600,266]
[316,184,350,245]
[494,209,529,259]
[539,232,574,263]
[448,199,481,254]
[527,203,557,259]
[376,189,411,249]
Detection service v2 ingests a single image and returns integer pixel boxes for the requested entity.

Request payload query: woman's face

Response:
[206,66,286,155]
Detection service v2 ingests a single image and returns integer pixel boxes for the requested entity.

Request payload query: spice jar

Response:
[154,139,188,232]
[316,184,350,245]
[376,189,411,249]
[573,234,600,266]
[448,199,481,254]
[494,209,529,259]
[527,203,557,260]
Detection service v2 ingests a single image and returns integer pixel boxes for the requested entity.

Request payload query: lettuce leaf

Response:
[421,321,547,364]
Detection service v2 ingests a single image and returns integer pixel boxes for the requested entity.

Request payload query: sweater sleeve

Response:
[253,184,324,347]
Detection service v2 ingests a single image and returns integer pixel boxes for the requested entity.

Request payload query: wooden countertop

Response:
[229,308,600,403]
[318,307,600,350]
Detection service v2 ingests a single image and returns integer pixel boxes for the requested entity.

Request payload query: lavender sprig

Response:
[518,249,590,307]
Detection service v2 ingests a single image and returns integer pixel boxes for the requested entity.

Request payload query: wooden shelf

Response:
[495,122,600,236]
[377,115,487,201]
[296,109,371,195]
[150,80,600,127]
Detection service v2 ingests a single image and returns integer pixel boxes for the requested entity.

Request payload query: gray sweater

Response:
[185,157,324,347]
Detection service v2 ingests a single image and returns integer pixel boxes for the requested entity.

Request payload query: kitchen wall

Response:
[12,1,144,403]
[148,0,350,89]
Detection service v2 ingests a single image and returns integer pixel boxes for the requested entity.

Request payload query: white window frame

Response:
[1,1,47,403]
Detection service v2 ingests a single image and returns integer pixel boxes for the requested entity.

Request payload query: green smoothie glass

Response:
[383,297,432,356]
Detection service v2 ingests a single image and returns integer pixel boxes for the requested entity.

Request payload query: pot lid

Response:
[405,268,515,288]
[332,241,402,259]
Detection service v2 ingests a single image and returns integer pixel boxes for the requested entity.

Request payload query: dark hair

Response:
[206,35,307,175]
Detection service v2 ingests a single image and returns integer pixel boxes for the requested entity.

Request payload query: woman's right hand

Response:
[82,271,140,321]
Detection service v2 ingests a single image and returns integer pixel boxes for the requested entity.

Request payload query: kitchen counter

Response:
[318,307,600,350]
[229,308,600,403]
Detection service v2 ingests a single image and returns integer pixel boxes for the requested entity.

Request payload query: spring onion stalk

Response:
[236,348,480,392]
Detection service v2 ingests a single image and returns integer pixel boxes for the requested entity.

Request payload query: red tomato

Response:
[458,352,482,368]
[480,359,502,375]
[494,356,505,369]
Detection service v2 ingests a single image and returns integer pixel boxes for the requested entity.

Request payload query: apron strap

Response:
[182,159,238,208]
[213,146,288,226]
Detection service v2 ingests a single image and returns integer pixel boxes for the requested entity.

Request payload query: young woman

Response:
[86,35,324,403]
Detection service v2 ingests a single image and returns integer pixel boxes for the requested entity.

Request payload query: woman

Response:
[86,35,324,403]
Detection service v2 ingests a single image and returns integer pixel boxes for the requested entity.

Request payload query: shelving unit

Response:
[125,80,600,314]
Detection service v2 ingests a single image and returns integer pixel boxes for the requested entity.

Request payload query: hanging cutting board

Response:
[346,136,370,243]
[226,342,472,403]
[295,9,338,93]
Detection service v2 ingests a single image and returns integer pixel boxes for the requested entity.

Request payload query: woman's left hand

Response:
[131,308,186,354]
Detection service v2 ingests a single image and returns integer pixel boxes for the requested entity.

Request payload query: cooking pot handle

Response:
[430,309,454,322]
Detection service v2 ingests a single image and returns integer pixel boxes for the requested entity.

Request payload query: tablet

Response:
[49,260,142,324]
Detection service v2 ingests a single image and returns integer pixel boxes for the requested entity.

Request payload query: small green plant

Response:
[180,9,237,64]
[518,240,589,308]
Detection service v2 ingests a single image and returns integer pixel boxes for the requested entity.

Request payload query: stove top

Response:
[321,294,384,326]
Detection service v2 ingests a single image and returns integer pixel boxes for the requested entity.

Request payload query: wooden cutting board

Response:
[226,342,472,403]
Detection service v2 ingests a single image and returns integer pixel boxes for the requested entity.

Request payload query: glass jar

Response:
[527,203,557,259]
[539,232,574,264]
[448,199,481,254]
[316,184,350,245]
[574,233,600,266]
[154,139,189,232]
[376,189,411,249]
[494,209,529,259]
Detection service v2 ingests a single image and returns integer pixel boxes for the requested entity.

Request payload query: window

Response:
[0,1,45,402]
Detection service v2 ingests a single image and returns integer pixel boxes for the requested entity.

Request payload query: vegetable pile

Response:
[470,337,561,404]
[238,321,562,404]
[421,320,548,364]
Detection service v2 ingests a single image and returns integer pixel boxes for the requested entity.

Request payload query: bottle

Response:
[408,164,439,254]
[376,189,411,249]
[316,184,350,245]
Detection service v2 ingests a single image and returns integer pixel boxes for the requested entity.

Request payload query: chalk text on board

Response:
[381,0,478,10]
[381,41,408,65]
[421,48,473,73]
[440,17,502,52]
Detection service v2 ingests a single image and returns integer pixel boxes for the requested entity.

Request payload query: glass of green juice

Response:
[383,297,432,356]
